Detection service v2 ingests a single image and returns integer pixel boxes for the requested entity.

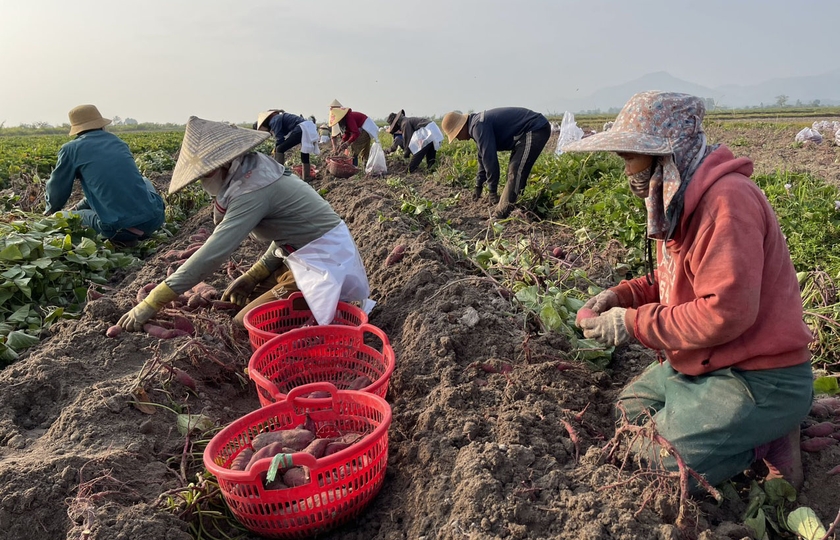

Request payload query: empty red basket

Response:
[248,323,395,407]
[243,292,368,351]
[204,383,392,539]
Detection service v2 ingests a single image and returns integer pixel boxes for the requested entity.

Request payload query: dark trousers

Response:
[275,126,309,163]
[499,123,551,210]
[408,144,436,173]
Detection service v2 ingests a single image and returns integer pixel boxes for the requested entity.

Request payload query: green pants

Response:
[618,360,813,490]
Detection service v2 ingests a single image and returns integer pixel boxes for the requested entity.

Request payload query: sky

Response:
[2,0,839,127]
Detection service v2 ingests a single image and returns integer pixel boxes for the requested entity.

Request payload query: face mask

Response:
[200,168,226,196]
[628,162,654,198]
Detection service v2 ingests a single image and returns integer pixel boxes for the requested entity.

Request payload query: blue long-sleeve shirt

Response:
[44,130,164,230]
[267,113,306,144]
[468,107,549,189]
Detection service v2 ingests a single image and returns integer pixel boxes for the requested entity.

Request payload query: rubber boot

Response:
[302,163,312,181]
[754,426,804,490]
[273,150,286,166]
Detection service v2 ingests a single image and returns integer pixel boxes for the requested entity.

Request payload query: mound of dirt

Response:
[0,138,838,540]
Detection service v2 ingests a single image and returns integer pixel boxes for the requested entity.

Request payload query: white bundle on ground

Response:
[835,128,840,146]
[795,127,823,144]
[812,120,840,133]
[555,111,584,155]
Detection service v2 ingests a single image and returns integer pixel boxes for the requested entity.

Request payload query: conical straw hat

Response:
[329,99,343,108]
[256,110,280,130]
[169,116,269,194]
[328,107,349,127]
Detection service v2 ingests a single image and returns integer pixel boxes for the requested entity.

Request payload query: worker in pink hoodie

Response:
[565,91,814,491]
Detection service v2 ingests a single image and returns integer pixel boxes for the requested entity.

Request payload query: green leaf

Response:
[176,414,215,436]
[813,376,839,395]
[786,507,826,540]
[0,243,23,261]
[744,507,766,540]
[0,343,19,364]
[764,478,797,505]
[5,330,40,351]
[744,481,767,519]
[7,305,32,324]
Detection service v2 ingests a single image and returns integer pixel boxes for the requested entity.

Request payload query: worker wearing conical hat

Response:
[255,110,320,181]
[118,117,373,331]
[44,104,165,247]
[329,106,379,167]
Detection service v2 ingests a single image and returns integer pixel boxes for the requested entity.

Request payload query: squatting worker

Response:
[44,104,165,247]
[565,91,814,490]
[118,117,373,331]
[441,107,550,219]
[385,109,443,173]
[328,106,379,167]
[255,110,320,180]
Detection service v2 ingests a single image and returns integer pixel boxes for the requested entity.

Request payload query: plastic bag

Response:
[555,111,585,155]
[365,141,387,175]
[835,128,840,146]
[795,127,823,144]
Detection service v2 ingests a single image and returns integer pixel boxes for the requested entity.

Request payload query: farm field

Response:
[0,115,839,540]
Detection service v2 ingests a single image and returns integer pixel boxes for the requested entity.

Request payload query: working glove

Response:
[579,307,633,347]
[118,282,178,331]
[222,260,271,307]
[581,289,620,316]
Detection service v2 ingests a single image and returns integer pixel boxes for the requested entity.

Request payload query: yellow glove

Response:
[222,261,271,307]
[117,282,178,331]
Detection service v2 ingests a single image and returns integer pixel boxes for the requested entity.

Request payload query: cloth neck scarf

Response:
[214,153,285,211]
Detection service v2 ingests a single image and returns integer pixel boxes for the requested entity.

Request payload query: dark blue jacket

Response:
[468,107,548,190]
[267,113,306,142]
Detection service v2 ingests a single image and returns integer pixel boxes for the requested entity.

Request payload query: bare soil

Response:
[0,126,838,540]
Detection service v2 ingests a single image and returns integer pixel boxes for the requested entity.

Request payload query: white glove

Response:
[581,290,620,316]
[579,307,633,347]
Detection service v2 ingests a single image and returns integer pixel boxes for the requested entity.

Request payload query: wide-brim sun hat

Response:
[562,91,687,156]
[328,107,349,127]
[256,110,280,130]
[441,111,469,143]
[168,116,270,195]
[387,110,405,134]
[68,104,112,136]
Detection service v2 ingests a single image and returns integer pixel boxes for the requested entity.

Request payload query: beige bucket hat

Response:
[168,116,270,195]
[68,104,112,136]
[256,110,280,130]
[441,111,469,143]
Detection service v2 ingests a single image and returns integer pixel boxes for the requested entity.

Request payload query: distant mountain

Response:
[550,69,840,114]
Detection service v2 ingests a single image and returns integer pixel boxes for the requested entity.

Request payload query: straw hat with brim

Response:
[68,104,112,136]
[168,116,270,195]
[387,110,405,133]
[256,110,280,130]
[328,107,349,127]
[441,111,469,143]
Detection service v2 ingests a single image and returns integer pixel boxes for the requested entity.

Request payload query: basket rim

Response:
[247,322,395,402]
[242,292,368,336]
[203,383,392,482]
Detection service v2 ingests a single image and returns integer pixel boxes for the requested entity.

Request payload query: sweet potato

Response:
[187,295,209,309]
[346,375,372,390]
[264,475,287,490]
[575,308,597,325]
[136,283,156,304]
[800,436,839,452]
[810,402,833,419]
[814,397,840,413]
[189,233,208,243]
[323,433,363,456]
[171,315,195,335]
[106,325,123,338]
[803,421,838,438]
[385,245,406,266]
[211,300,239,311]
[302,438,331,459]
[230,448,254,471]
[552,246,565,258]
[246,442,285,471]
[305,391,332,398]
[251,428,315,452]
[173,368,197,391]
[283,467,310,487]
[143,324,172,339]
[179,245,202,260]
[828,464,840,476]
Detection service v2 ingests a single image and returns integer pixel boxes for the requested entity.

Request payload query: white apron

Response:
[282,221,374,324]
[408,121,444,154]
[361,117,379,142]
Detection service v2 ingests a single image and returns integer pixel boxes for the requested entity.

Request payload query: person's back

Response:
[47,130,162,228]
[472,107,549,150]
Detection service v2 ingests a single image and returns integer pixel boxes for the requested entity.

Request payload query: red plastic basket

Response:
[248,323,394,407]
[243,292,368,351]
[204,383,391,539]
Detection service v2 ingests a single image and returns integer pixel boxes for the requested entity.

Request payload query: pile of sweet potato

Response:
[803,396,840,458]
[228,415,366,490]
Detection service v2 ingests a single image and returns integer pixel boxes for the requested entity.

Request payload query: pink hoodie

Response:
[612,146,813,376]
